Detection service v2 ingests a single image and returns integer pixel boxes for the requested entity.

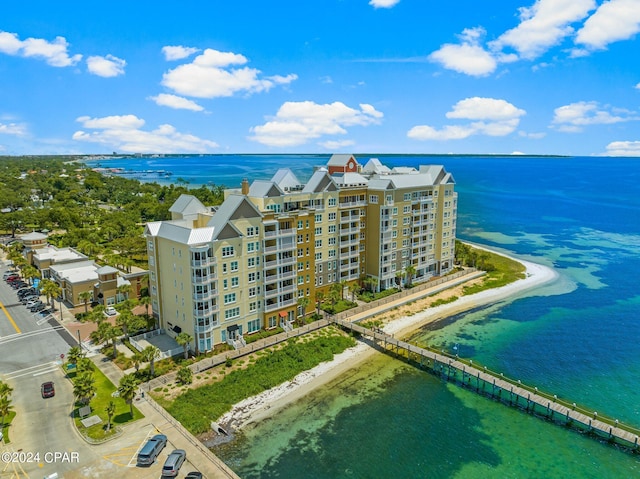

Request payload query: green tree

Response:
[315,291,325,316]
[0,395,13,429]
[297,297,310,325]
[118,374,138,418]
[22,265,40,285]
[78,290,92,313]
[175,332,193,360]
[405,264,416,287]
[176,366,192,385]
[141,346,160,377]
[0,381,13,399]
[73,371,96,406]
[40,279,61,307]
[105,400,116,432]
[67,346,84,365]
[349,282,360,302]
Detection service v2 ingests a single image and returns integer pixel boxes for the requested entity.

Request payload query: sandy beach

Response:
[216,253,558,433]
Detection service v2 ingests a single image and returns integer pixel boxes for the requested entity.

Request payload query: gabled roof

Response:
[248,180,283,198]
[419,165,455,184]
[391,166,418,174]
[207,195,262,240]
[302,170,338,193]
[362,158,391,175]
[332,172,368,187]
[168,194,207,216]
[327,154,356,166]
[96,265,119,275]
[145,221,216,245]
[271,169,302,191]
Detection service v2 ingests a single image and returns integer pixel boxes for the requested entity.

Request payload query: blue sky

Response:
[1,0,640,156]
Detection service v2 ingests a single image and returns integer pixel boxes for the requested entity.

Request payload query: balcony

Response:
[340,248,360,259]
[193,305,218,319]
[263,256,296,269]
[264,269,296,283]
[264,228,295,238]
[340,214,360,224]
[195,322,219,333]
[412,196,432,204]
[340,235,359,246]
[193,289,216,301]
[339,200,367,208]
[265,297,296,312]
[192,273,217,284]
[339,225,359,235]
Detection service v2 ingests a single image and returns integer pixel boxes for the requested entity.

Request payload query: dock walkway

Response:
[332,318,640,452]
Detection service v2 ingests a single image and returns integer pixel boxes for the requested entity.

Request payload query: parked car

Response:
[28,302,45,312]
[21,295,39,304]
[18,288,37,298]
[3,270,18,279]
[4,274,19,282]
[161,449,186,477]
[136,434,167,466]
[185,472,203,479]
[25,299,42,308]
[41,381,55,398]
[11,281,28,289]
[104,306,117,316]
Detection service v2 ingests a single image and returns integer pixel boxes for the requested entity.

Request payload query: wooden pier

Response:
[331,318,640,452]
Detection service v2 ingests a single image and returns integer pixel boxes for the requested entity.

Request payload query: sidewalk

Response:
[90,354,239,479]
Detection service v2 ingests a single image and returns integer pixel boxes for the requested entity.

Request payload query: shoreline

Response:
[213,251,558,437]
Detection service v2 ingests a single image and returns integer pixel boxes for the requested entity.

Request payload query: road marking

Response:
[2,361,58,380]
[0,325,65,346]
[33,367,60,377]
[0,299,21,334]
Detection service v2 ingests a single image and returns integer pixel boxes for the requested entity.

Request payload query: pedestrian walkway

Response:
[90,354,239,478]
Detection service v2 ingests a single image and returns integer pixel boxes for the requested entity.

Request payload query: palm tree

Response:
[131,351,144,373]
[297,297,310,325]
[0,395,13,428]
[177,366,192,385]
[118,374,138,418]
[339,280,348,300]
[141,346,160,377]
[405,265,416,287]
[67,346,84,366]
[0,381,13,399]
[73,371,96,406]
[139,294,151,318]
[175,332,193,360]
[40,279,61,307]
[105,400,116,431]
[116,283,132,303]
[315,291,325,317]
[78,290,92,313]
[22,265,40,285]
[349,282,360,302]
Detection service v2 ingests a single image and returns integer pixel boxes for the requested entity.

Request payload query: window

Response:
[393,207,398,216]
[297,220,303,229]
[249,287,257,297]
[328,237,336,245]
[315,214,322,223]
[315,227,322,235]
[386,195,393,204]
[248,272,257,282]
[315,252,322,260]
[315,239,322,248]
[249,302,257,312]
[248,319,261,333]
[246,226,257,236]
[403,205,411,214]
[248,242,255,252]
[298,276,304,284]
[329,250,336,257]
[231,277,239,287]
[328,197,336,207]
[269,315,277,328]
[369,195,378,204]
[328,225,336,233]
[225,307,240,320]
[224,293,236,304]
[248,257,256,268]
[230,261,238,272]
[328,212,336,221]
[404,193,411,201]
[297,234,304,244]
[298,262,304,271]
[223,279,228,289]
[222,246,234,257]
[318,264,323,272]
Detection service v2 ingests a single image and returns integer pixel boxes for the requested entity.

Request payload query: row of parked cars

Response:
[4,271,48,314]
[136,433,201,477]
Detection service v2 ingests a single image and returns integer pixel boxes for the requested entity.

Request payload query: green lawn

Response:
[68,364,143,441]
[462,249,526,295]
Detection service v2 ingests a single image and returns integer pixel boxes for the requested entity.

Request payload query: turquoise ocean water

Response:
[87,155,640,478]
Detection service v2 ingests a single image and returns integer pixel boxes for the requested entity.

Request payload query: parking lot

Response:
[1,262,235,479]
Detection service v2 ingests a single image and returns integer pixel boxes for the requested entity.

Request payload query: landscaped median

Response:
[63,359,143,442]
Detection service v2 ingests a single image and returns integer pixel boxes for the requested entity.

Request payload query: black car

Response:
[31,303,46,313]
[185,473,203,479]
[17,287,37,297]
[28,301,44,312]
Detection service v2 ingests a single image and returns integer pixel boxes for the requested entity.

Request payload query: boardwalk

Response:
[332,318,640,453]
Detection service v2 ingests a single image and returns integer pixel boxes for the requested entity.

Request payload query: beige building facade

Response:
[145,155,457,354]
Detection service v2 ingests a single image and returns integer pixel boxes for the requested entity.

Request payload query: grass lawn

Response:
[1,411,16,443]
[462,249,526,295]
[68,364,143,441]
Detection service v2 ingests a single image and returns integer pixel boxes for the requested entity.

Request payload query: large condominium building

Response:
[144,155,457,354]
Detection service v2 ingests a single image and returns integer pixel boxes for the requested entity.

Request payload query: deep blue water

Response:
[87,155,640,477]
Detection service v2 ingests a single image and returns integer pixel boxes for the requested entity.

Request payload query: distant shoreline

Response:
[212,248,558,437]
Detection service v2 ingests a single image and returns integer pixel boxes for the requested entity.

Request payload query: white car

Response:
[104,306,117,316]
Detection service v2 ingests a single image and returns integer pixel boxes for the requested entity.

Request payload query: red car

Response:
[41,381,55,398]
[5,274,19,282]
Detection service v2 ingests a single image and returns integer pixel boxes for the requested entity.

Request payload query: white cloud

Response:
[319,139,356,149]
[369,0,400,8]
[519,131,547,139]
[73,114,218,153]
[551,101,638,132]
[0,31,82,67]
[574,0,640,52]
[408,97,525,141]
[0,122,27,136]
[162,45,200,61]
[636,82,640,89]
[249,101,383,147]
[429,27,497,76]
[446,97,526,121]
[490,0,596,60]
[149,93,204,111]
[604,140,640,156]
[86,54,126,77]
[161,48,297,99]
